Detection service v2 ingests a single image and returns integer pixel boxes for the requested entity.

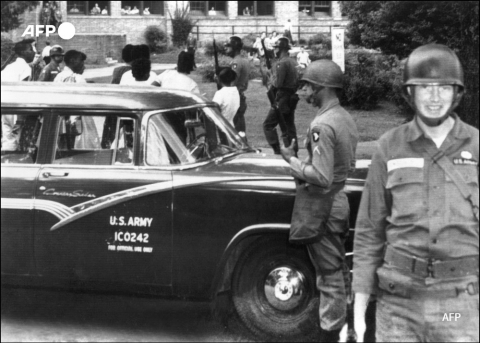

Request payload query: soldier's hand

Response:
[280,139,296,163]
[354,293,370,342]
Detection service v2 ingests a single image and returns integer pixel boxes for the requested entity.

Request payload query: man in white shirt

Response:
[120,58,156,85]
[1,38,36,82]
[297,46,311,68]
[151,51,200,94]
[1,39,37,151]
[54,50,87,83]
[212,68,240,126]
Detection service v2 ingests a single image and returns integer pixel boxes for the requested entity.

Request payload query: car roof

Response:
[1,82,214,111]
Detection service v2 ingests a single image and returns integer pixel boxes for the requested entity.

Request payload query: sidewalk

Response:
[83,63,176,79]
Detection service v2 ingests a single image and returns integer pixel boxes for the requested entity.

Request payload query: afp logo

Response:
[22,22,75,40]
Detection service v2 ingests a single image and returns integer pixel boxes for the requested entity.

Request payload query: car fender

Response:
[210,223,291,298]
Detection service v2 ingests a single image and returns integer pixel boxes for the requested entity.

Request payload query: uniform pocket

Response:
[377,266,412,298]
[386,168,425,223]
[446,165,479,220]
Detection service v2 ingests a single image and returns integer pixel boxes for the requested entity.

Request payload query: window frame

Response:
[299,1,332,17]
[1,110,46,165]
[121,1,165,16]
[189,1,227,17]
[238,1,275,17]
[67,1,111,16]
[48,111,139,167]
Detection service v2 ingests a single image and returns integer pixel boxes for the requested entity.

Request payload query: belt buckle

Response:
[466,282,478,296]
[427,258,435,278]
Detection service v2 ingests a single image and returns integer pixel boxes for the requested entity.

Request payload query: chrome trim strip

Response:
[50,176,292,232]
[226,223,290,251]
[1,198,74,220]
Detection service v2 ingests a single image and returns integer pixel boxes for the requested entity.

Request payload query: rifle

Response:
[261,38,271,70]
[261,38,276,106]
[213,36,222,90]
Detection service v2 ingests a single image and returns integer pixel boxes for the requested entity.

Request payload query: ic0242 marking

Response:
[114,231,149,244]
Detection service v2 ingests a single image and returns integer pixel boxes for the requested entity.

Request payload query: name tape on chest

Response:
[387,158,424,172]
[453,158,478,166]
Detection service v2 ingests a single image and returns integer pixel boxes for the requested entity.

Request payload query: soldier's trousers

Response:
[233,92,247,134]
[263,89,298,151]
[377,277,479,342]
[307,190,350,331]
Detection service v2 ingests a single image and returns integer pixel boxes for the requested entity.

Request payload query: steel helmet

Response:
[301,59,343,89]
[403,44,464,89]
[274,37,291,50]
[50,45,64,56]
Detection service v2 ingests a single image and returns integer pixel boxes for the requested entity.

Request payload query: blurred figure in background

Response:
[111,44,134,84]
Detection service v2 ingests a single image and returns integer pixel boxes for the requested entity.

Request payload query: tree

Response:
[168,2,197,47]
[342,1,479,128]
[1,1,39,32]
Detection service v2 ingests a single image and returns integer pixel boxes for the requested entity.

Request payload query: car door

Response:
[1,109,47,275]
[33,110,174,286]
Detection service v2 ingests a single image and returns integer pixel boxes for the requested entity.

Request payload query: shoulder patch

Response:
[312,131,320,142]
[232,63,238,69]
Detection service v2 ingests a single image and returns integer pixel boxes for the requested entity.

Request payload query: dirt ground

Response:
[1,286,249,342]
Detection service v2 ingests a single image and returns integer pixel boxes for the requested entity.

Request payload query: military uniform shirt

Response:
[38,62,62,82]
[230,55,250,93]
[274,56,298,90]
[353,114,479,295]
[290,100,358,188]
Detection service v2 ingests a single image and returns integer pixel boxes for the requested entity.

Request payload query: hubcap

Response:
[264,266,307,311]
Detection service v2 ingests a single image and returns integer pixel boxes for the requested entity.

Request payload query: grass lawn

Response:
[188,72,408,158]
[88,68,408,159]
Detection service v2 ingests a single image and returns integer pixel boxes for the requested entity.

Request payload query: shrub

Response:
[308,33,331,50]
[168,3,197,47]
[1,34,14,67]
[309,50,332,62]
[203,38,228,57]
[196,55,232,83]
[143,26,168,54]
[340,52,397,110]
[298,38,308,46]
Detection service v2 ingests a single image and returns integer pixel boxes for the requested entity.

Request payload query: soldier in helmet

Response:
[38,45,64,82]
[225,36,250,138]
[263,37,300,154]
[281,60,358,342]
[353,44,479,342]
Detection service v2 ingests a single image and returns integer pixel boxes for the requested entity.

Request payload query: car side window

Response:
[53,114,136,166]
[1,112,43,164]
[146,108,244,166]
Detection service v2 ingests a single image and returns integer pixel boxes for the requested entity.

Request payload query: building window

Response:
[68,1,110,15]
[238,1,274,16]
[121,1,164,15]
[299,1,331,17]
[189,1,226,16]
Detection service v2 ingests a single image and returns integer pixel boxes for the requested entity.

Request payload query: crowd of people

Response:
[1,32,478,343]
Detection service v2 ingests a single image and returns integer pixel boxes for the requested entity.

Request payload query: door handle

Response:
[43,171,69,178]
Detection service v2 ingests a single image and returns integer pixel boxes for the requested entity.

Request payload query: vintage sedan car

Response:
[1,82,367,341]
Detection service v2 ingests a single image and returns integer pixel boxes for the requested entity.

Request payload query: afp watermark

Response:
[442,313,461,321]
[22,22,75,40]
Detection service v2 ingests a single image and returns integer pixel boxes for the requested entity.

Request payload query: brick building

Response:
[4,1,348,64]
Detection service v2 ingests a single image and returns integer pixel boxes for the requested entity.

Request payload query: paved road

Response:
[1,286,248,342]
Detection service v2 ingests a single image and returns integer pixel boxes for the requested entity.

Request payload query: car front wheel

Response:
[231,237,319,342]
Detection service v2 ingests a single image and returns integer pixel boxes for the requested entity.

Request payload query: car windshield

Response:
[145,106,251,166]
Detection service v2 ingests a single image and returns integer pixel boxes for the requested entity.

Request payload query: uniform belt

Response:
[384,245,479,279]
[409,282,479,299]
